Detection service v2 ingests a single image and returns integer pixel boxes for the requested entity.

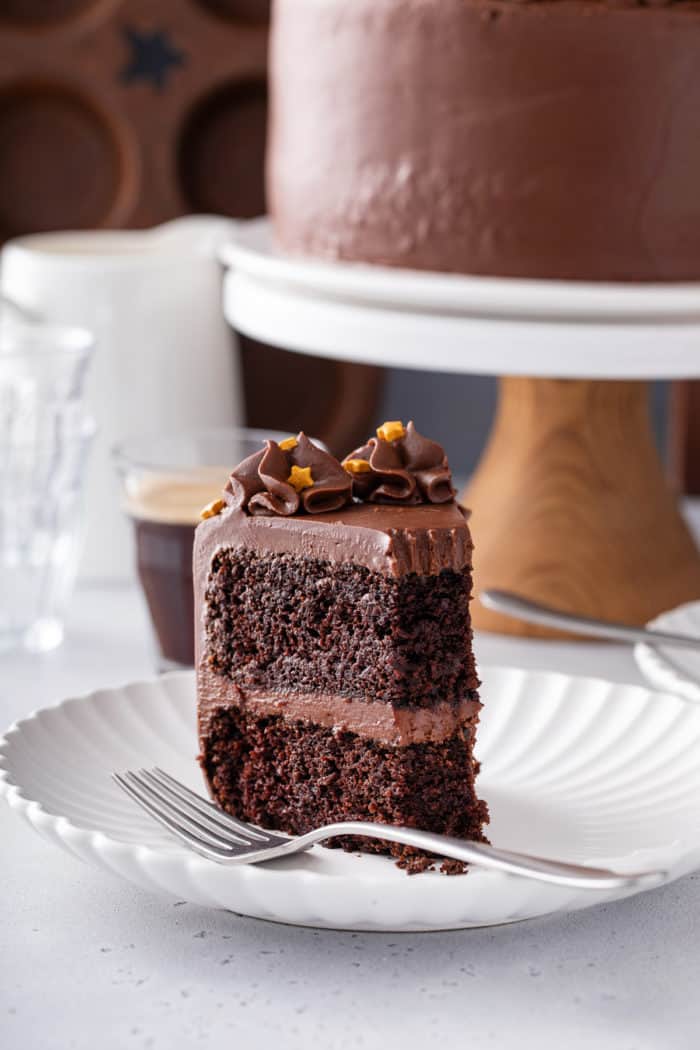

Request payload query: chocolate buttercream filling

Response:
[198,664,480,746]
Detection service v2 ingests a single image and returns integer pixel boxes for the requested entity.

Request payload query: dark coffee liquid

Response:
[133,518,196,667]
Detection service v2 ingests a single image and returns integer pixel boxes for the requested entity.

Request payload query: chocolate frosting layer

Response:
[195,501,473,584]
[225,433,352,516]
[198,664,481,746]
[345,421,454,505]
[269,0,700,281]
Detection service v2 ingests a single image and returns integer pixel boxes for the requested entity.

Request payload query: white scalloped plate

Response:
[2,667,700,932]
[635,601,700,705]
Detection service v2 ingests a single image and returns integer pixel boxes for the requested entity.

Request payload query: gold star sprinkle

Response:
[200,498,225,520]
[279,436,298,451]
[343,458,372,474]
[287,465,314,492]
[376,420,405,443]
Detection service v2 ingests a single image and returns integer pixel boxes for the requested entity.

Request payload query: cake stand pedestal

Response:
[221,220,700,637]
[466,377,700,636]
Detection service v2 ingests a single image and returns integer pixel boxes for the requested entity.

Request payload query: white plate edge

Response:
[635,599,700,704]
[1,664,698,881]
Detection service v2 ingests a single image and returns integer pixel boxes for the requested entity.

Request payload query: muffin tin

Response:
[0,1,383,452]
[0,0,269,236]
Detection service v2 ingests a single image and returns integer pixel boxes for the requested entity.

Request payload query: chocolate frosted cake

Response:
[268,0,700,281]
[195,423,488,872]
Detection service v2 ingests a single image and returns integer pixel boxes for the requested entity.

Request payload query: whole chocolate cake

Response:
[195,423,489,872]
[268,0,700,281]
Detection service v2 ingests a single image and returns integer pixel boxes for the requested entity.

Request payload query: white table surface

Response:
[2,580,700,1050]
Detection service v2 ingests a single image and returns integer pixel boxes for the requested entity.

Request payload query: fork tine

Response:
[138,769,259,846]
[119,771,245,850]
[112,773,234,859]
[151,767,274,843]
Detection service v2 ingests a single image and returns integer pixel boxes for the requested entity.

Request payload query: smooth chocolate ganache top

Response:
[194,422,472,581]
[268,0,700,281]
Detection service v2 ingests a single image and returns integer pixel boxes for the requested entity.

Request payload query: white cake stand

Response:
[221,219,700,637]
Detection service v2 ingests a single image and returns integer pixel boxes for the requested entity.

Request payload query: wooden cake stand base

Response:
[465,377,700,637]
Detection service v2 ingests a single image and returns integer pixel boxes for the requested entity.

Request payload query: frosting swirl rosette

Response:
[342,420,455,505]
[224,432,352,517]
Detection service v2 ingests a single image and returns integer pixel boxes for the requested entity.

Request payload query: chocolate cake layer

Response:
[200,705,489,871]
[202,547,478,711]
[269,0,700,281]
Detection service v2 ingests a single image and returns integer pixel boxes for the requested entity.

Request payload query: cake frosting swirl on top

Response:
[211,422,454,519]
[343,420,455,505]
[224,432,352,517]
[196,422,469,577]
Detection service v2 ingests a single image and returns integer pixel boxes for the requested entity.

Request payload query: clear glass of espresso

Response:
[114,428,293,671]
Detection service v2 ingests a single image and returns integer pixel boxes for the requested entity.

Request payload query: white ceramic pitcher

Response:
[1,216,243,580]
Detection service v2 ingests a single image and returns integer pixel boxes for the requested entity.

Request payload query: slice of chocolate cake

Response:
[194,423,489,872]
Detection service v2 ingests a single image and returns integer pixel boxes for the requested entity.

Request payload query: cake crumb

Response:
[440,859,468,876]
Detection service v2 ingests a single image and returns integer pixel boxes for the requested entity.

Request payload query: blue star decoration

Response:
[120,27,186,92]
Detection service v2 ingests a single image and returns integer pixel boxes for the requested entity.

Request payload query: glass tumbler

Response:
[114,427,311,672]
[0,322,96,653]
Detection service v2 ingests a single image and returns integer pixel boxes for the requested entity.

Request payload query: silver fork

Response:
[113,767,666,892]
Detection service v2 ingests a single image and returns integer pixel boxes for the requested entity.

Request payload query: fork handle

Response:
[480,589,700,649]
[290,822,665,892]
